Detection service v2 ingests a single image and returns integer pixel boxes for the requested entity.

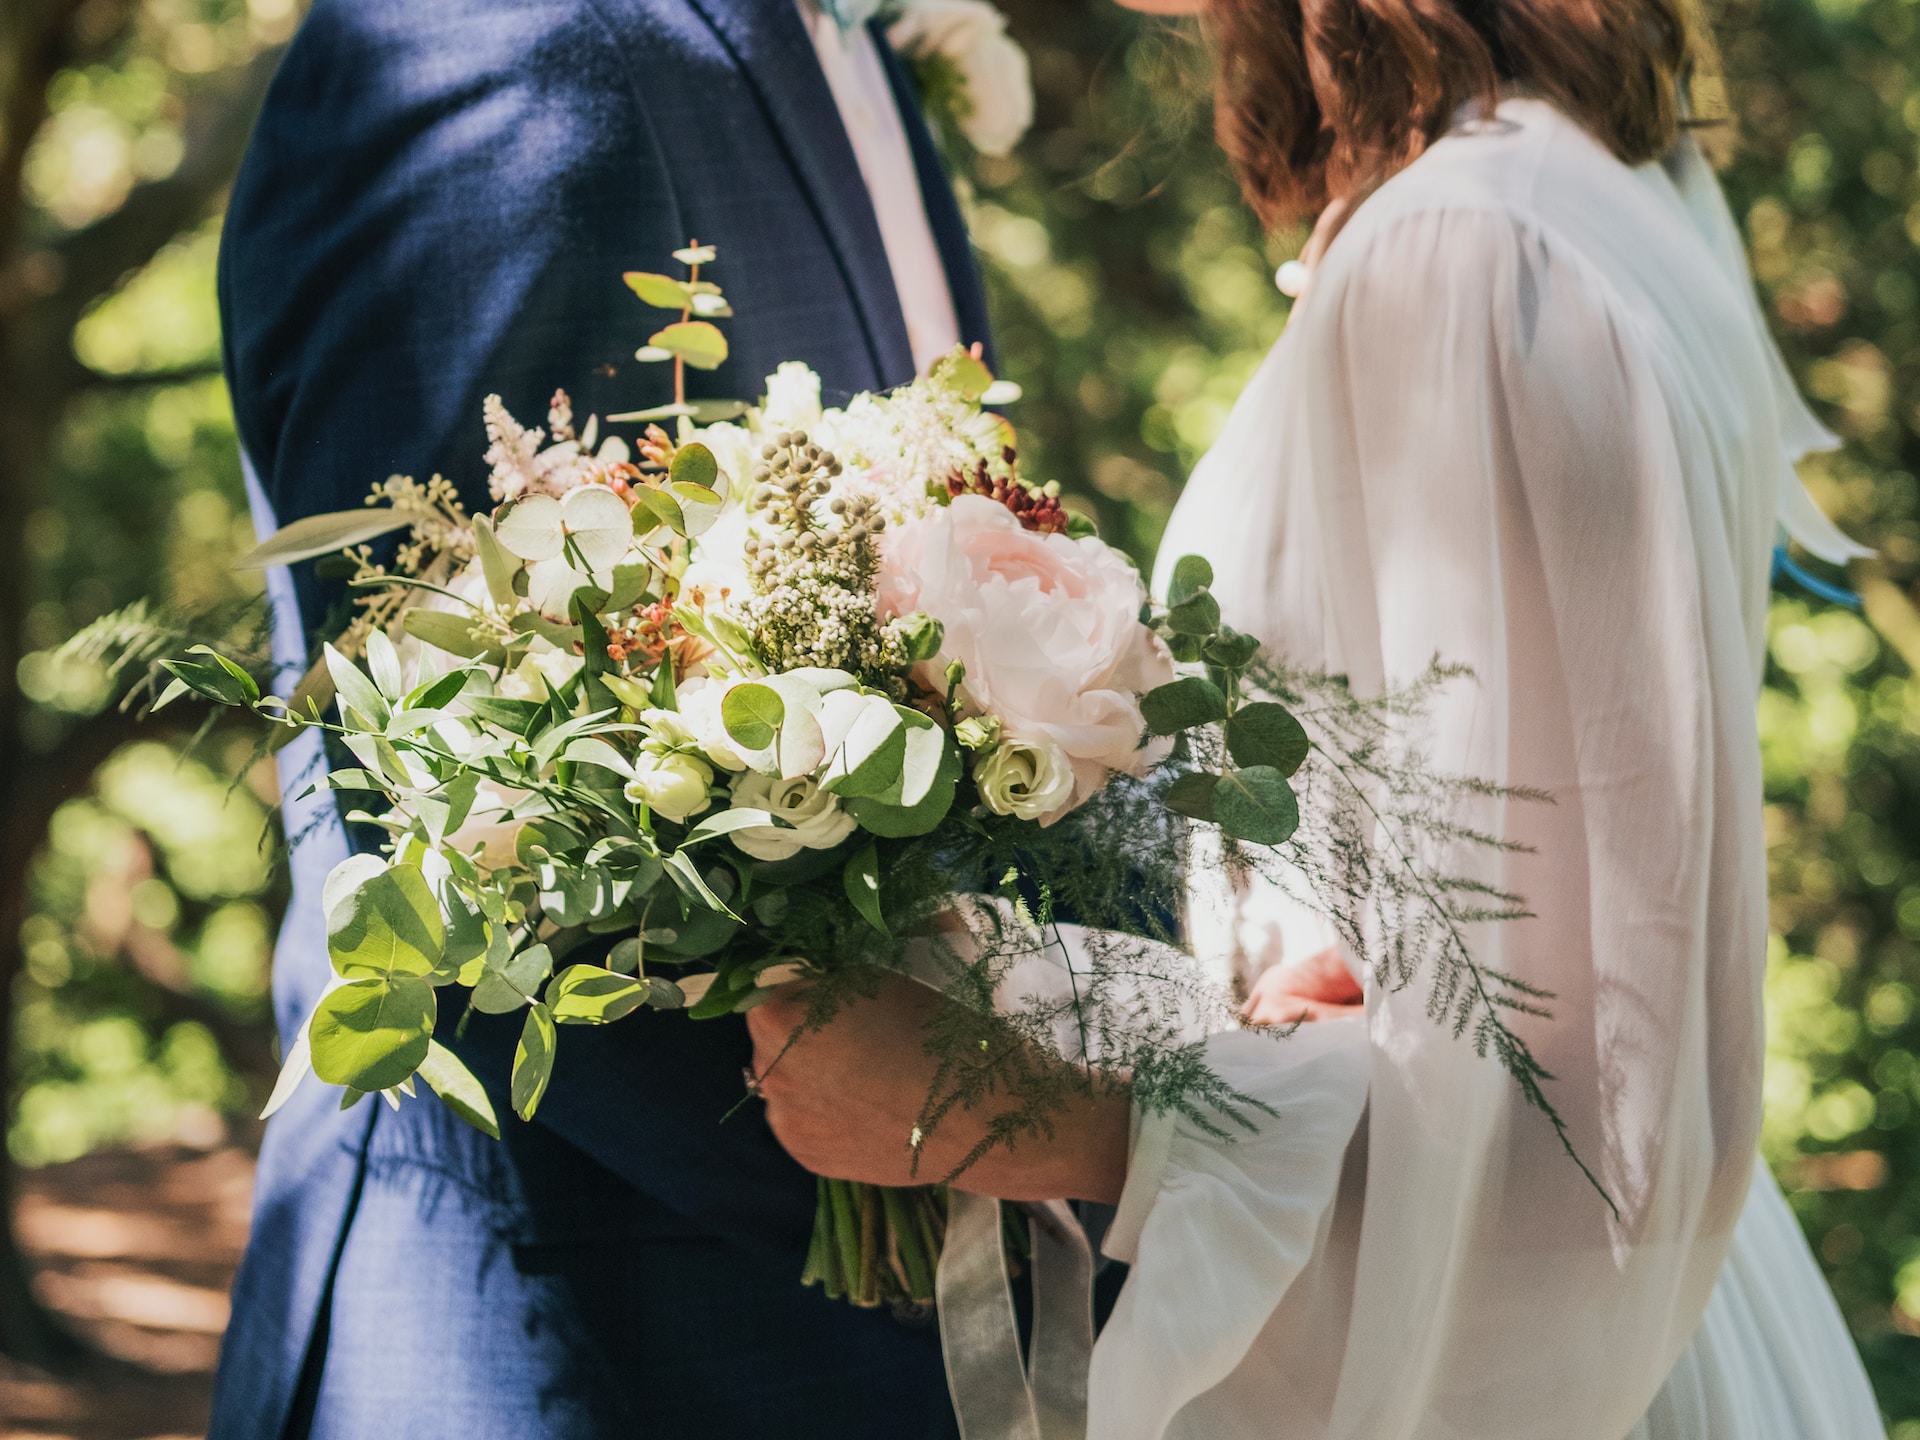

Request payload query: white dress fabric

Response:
[1097,99,1884,1440]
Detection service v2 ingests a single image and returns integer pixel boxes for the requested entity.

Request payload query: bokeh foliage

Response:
[7,0,1920,1421]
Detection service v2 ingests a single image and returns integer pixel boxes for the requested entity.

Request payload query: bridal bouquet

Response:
[148,244,1339,1306]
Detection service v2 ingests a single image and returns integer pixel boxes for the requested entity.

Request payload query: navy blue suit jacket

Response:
[210,2,990,1435]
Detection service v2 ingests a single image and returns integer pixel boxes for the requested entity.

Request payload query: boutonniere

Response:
[885,0,1034,158]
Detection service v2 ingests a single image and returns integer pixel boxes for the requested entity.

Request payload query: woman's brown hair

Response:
[1209,0,1718,227]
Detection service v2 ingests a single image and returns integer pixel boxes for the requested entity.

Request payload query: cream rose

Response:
[887,0,1034,158]
[673,677,751,772]
[877,494,1174,820]
[727,772,857,861]
[975,736,1076,822]
[624,752,715,823]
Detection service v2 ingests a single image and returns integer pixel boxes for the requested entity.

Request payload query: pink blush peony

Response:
[877,494,1174,820]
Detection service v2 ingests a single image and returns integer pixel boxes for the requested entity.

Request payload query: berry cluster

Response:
[944,454,1068,536]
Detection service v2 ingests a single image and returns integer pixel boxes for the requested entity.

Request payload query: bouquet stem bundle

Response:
[803,1179,948,1308]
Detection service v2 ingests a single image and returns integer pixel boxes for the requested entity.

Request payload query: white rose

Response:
[727,771,857,861]
[974,734,1076,823]
[624,752,715,823]
[761,361,824,433]
[678,500,753,616]
[888,0,1034,158]
[497,644,582,702]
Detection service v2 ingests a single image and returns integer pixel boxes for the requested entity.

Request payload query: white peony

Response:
[889,0,1034,158]
[974,735,1076,822]
[624,752,715,823]
[727,772,857,861]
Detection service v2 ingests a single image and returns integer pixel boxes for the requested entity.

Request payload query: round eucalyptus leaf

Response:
[327,864,445,980]
[309,976,436,1092]
[1226,702,1310,777]
[722,683,785,750]
[1214,766,1301,846]
[1139,676,1229,736]
[494,494,566,561]
[560,483,635,571]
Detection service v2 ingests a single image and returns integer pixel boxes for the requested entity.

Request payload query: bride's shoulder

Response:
[1307,100,1639,330]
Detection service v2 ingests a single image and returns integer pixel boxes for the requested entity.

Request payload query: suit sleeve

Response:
[223,0,820,1255]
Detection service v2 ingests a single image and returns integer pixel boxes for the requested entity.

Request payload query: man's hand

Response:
[1243,944,1365,1026]
[744,973,1130,1205]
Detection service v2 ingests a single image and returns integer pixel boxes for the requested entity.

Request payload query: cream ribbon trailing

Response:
[937,1193,1094,1440]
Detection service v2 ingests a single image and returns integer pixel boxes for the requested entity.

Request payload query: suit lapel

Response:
[873,26,995,366]
[680,0,916,384]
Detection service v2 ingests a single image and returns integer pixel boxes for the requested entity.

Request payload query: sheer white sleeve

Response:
[1141,184,1777,1438]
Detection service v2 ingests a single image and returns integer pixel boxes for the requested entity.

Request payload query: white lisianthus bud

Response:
[624,752,715,823]
[728,772,857,861]
[639,707,700,754]
[953,714,1001,753]
[975,735,1075,823]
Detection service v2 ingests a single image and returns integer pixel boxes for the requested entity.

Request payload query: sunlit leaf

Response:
[236,508,415,568]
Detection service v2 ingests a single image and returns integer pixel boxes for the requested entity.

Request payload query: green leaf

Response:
[326,643,390,727]
[494,493,567,561]
[1166,591,1221,638]
[327,864,445,979]
[1226,702,1310,777]
[608,937,643,975]
[929,349,994,401]
[309,976,435,1092]
[680,806,787,847]
[606,560,654,612]
[160,654,256,709]
[664,851,741,920]
[670,442,719,492]
[630,484,687,538]
[512,1003,558,1120]
[1202,629,1261,669]
[463,694,546,733]
[818,691,906,797]
[649,657,677,710]
[549,964,650,1025]
[404,609,504,662]
[560,483,634,572]
[236,507,415,568]
[1214,766,1301,845]
[843,843,888,935]
[365,629,404,698]
[1162,771,1220,823]
[1139,676,1229,736]
[562,736,635,778]
[722,682,785,750]
[624,270,694,310]
[1166,554,1214,609]
[647,321,728,371]
[408,666,476,712]
[418,1039,500,1138]
[845,725,961,837]
[470,940,555,1015]
[472,512,521,606]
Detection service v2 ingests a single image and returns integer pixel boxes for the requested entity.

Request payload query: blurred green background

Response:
[2,0,1919,1424]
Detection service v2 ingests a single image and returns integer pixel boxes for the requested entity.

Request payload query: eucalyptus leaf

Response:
[722,682,785,750]
[418,1039,500,1138]
[843,843,888,935]
[818,691,905,797]
[328,864,445,980]
[1166,591,1222,638]
[549,964,650,1025]
[560,483,634,572]
[1214,766,1301,845]
[669,443,719,492]
[309,976,435,1092]
[630,484,687,538]
[1225,702,1310,777]
[845,725,960,838]
[623,270,693,310]
[512,1003,558,1120]
[1162,771,1221,823]
[494,494,566,561]
[1166,554,1214,609]
[648,320,728,371]
[236,507,415,569]
[1139,676,1229,736]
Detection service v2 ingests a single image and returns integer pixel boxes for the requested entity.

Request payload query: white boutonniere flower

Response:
[888,0,1034,158]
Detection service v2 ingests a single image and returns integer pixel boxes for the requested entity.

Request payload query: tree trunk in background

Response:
[0,2,286,1364]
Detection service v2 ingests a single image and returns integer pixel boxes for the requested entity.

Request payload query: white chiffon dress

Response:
[1098,98,1886,1440]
